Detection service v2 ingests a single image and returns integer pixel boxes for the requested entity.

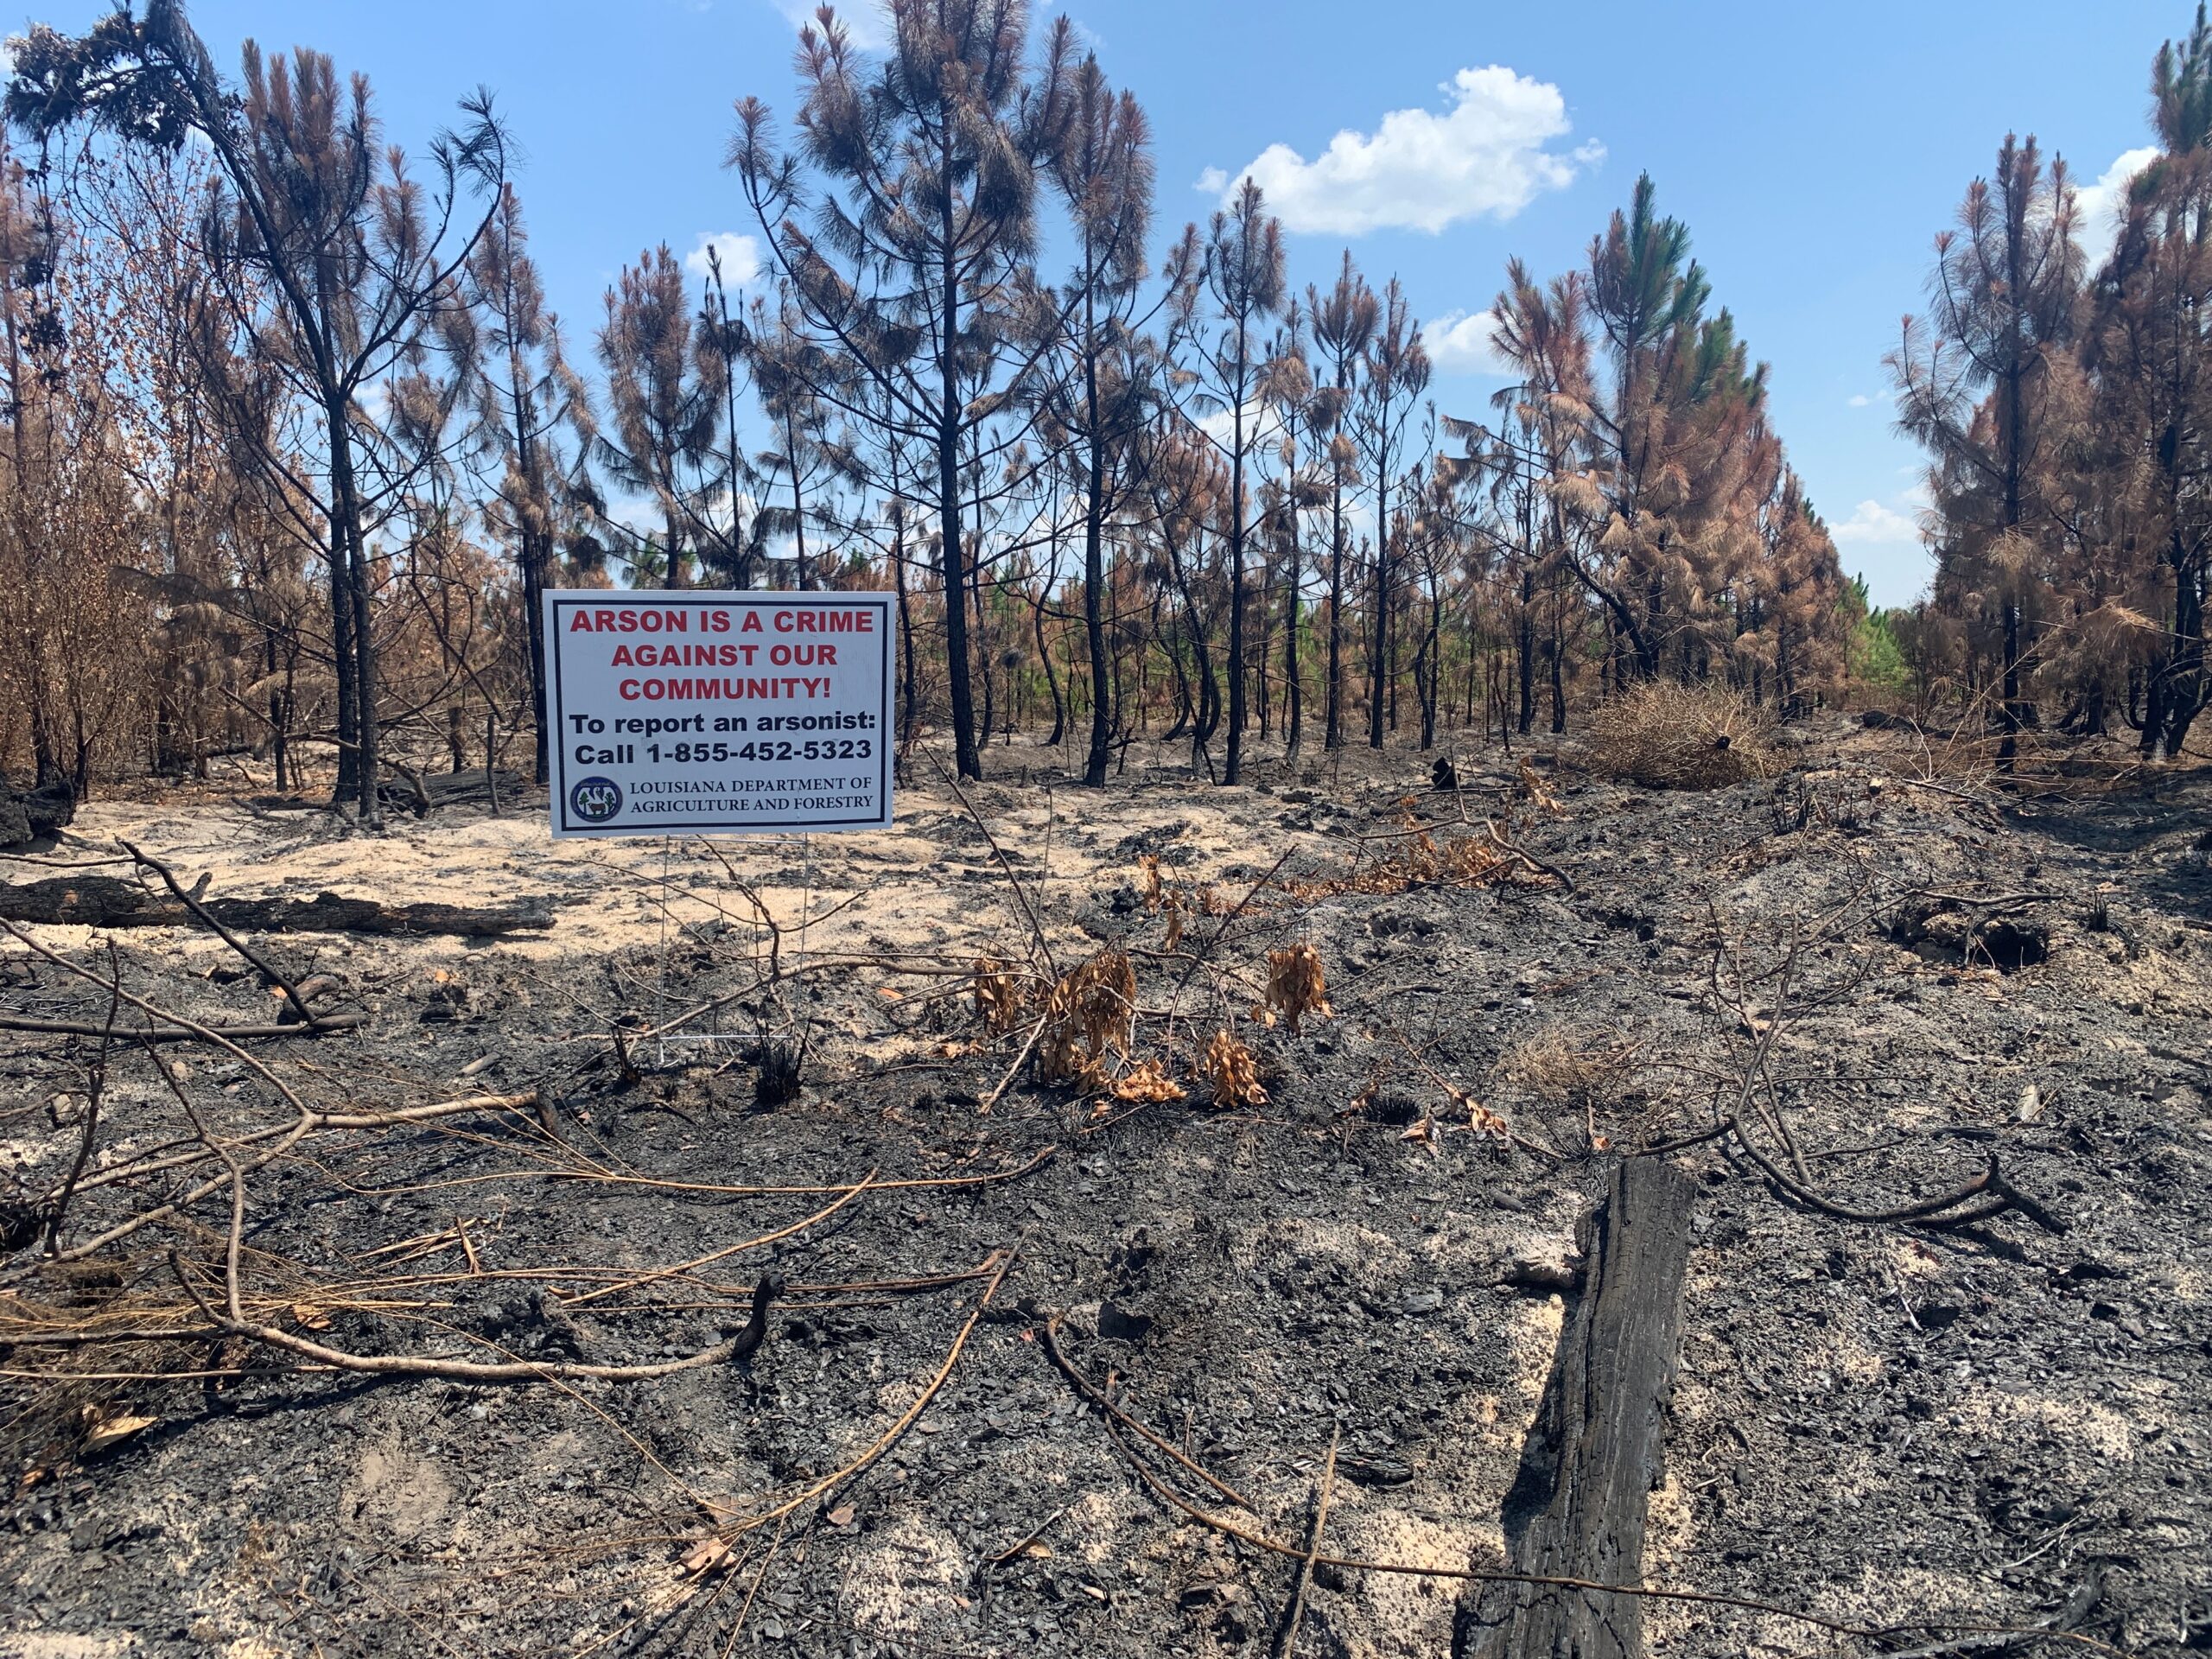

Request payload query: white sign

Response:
[542,589,894,837]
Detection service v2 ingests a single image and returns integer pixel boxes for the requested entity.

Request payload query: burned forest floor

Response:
[2,719,2209,1659]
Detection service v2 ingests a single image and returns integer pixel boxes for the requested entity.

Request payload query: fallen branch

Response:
[1272,1427,1340,1659]
[41,943,120,1252]
[168,1281,782,1384]
[0,875,552,937]
[1041,1317,1258,1511]
[1484,819,1576,894]
[0,1010,365,1042]
[707,1249,1014,1539]
[563,1174,878,1308]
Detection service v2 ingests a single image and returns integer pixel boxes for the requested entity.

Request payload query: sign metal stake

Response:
[538,589,893,1072]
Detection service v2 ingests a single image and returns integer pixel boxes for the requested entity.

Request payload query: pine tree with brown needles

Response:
[7,1,508,823]
[594,244,724,590]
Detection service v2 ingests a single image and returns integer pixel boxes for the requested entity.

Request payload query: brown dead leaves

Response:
[678,1535,734,1578]
[1199,1029,1268,1109]
[1261,943,1333,1033]
[1515,757,1563,814]
[972,957,1023,1035]
[76,1405,156,1458]
[1108,1058,1185,1103]
[1036,949,1138,1091]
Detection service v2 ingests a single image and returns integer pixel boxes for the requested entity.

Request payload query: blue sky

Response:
[16,0,2196,605]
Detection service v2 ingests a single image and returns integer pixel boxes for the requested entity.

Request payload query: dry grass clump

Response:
[1586,681,1773,790]
[1495,1024,1624,1105]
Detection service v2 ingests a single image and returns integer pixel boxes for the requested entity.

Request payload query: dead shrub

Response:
[1136,853,1165,909]
[972,957,1023,1034]
[1036,949,1137,1089]
[1586,682,1773,790]
[1262,943,1333,1033]
[1198,1028,1268,1109]
[1287,832,1516,899]
[1515,757,1562,813]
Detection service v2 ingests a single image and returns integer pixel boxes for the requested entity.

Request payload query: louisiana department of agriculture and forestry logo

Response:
[569,775,623,824]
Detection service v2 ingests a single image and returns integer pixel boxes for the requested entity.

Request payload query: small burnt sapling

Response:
[729,1273,785,1367]
[753,1032,807,1108]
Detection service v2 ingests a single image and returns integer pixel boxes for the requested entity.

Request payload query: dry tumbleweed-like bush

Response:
[1262,943,1334,1033]
[1586,681,1774,790]
[1199,1028,1268,1109]
[1288,831,1516,899]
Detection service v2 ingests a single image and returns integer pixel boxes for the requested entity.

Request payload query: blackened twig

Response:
[121,840,326,1029]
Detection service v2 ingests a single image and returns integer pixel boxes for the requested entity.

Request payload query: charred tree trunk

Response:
[1454,1159,1696,1659]
[1035,584,1065,747]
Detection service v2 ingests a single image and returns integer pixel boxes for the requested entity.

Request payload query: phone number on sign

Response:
[646,739,874,764]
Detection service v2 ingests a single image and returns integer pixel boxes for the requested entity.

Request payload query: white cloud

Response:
[1831,498,1921,548]
[1426,309,1513,376]
[2075,146,2160,263]
[684,232,760,289]
[1194,166,1230,196]
[1847,393,1872,408]
[1205,66,1599,236]
[770,0,889,49]
[1195,397,1283,455]
[354,378,392,426]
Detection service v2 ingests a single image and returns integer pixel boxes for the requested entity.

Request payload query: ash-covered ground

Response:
[2,721,2208,1658]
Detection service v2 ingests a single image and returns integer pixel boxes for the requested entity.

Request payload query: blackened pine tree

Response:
[1355,276,1427,748]
[2086,10,2212,760]
[1305,251,1377,752]
[1173,177,1284,784]
[728,0,1073,781]
[1037,52,1154,786]
[449,183,592,782]
[1891,138,2082,767]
